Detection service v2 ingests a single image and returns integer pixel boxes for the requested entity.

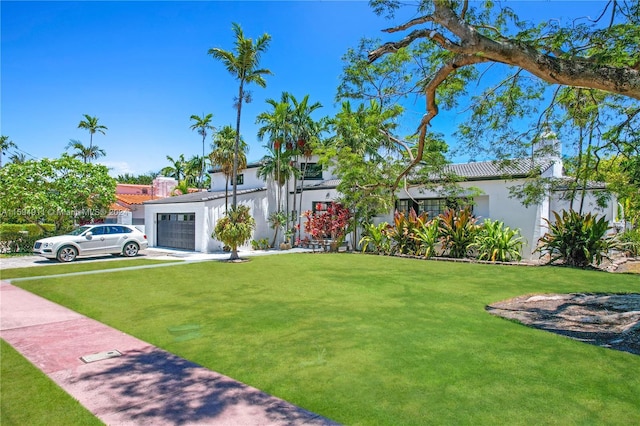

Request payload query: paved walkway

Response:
[0,259,338,425]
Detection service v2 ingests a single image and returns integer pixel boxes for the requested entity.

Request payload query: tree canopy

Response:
[339,0,639,190]
[0,155,116,231]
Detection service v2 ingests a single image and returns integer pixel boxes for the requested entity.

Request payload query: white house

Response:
[143,149,616,259]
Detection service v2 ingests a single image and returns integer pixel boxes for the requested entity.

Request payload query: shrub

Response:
[0,224,56,254]
[213,205,256,259]
[302,203,351,251]
[439,207,478,258]
[413,218,440,259]
[618,228,640,257]
[471,219,524,262]
[535,210,620,268]
[359,222,391,254]
[387,209,429,255]
[251,238,270,251]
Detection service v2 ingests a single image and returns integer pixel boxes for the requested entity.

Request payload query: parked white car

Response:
[33,224,148,262]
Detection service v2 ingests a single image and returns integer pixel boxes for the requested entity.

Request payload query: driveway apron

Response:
[0,281,339,425]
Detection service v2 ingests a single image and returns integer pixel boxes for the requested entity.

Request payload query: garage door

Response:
[157,213,195,250]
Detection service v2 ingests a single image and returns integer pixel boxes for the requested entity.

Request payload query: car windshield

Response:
[67,226,92,236]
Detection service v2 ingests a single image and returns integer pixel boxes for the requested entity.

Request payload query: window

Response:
[142,188,148,194]
[300,163,323,180]
[396,197,472,218]
[235,174,244,185]
[312,201,331,213]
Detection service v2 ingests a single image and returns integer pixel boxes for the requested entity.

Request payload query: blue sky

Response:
[2,1,608,177]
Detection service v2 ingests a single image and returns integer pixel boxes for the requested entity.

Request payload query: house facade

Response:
[143,153,616,259]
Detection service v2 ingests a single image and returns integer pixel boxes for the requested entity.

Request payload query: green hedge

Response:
[0,224,56,254]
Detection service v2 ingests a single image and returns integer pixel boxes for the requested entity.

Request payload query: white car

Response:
[33,224,148,262]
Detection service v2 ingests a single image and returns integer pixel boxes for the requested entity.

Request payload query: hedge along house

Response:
[144,137,617,258]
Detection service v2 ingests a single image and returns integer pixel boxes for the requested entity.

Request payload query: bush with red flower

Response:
[302,202,351,251]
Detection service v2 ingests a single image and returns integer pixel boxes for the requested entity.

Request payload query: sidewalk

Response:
[0,281,339,425]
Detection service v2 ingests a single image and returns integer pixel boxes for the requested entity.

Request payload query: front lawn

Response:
[0,259,181,280]
[12,254,640,425]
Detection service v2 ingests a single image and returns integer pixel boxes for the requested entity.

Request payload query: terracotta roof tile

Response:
[116,194,157,205]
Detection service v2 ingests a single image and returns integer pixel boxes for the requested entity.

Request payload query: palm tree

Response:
[0,135,16,168]
[290,94,323,243]
[209,22,272,211]
[257,147,300,214]
[189,113,215,189]
[66,139,106,163]
[161,154,187,181]
[9,152,27,164]
[77,114,107,156]
[256,94,293,218]
[211,125,248,212]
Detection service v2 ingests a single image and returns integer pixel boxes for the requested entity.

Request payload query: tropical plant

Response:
[386,209,429,255]
[439,207,478,259]
[267,210,287,248]
[209,22,272,210]
[9,152,27,165]
[65,139,106,164]
[184,155,206,187]
[471,219,524,262]
[413,218,441,259]
[251,238,270,251]
[302,202,351,251]
[189,113,215,189]
[210,125,248,212]
[536,210,621,268]
[171,180,191,196]
[213,205,256,260]
[257,147,300,214]
[619,228,640,257]
[359,222,391,255]
[116,172,158,185]
[161,154,187,181]
[0,135,17,168]
[77,114,107,154]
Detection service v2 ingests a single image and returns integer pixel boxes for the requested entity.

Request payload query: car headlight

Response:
[43,242,52,248]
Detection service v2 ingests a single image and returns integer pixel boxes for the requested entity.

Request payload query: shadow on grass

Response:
[70,346,339,425]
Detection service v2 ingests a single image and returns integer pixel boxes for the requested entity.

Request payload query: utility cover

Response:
[80,349,122,363]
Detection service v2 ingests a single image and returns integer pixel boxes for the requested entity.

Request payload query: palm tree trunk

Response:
[297,161,309,244]
[232,81,244,210]
[201,133,206,189]
[271,226,279,248]
[225,176,229,213]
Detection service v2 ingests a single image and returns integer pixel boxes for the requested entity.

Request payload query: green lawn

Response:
[10,254,640,425]
[0,339,104,426]
[0,258,180,280]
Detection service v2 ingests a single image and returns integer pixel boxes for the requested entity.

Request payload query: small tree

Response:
[213,205,255,260]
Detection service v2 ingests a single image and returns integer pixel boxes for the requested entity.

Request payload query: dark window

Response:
[396,198,472,218]
[312,201,331,213]
[142,188,148,194]
[236,174,244,185]
[301,163,323,180]
[90,226,107,235]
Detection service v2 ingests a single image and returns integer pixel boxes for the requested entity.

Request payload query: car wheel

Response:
[57,246,78,262]
[123,242,139,257]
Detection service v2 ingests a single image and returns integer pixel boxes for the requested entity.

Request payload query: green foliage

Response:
[0,223,56,254]
[413,217,440,259]
[471,219,524,262]
[359,222,391,254]
[213,205,256,258]
[386,209,429,255]
[438,207,478,259]
[251,238,270,251]
[0,155,116,231]
[619,228,640,257]
[116,171,157,185]
[536,210,620,268]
